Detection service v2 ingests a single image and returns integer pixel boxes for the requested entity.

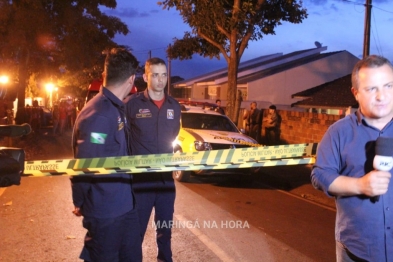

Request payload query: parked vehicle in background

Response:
[85,79,102,104]
[172,103,259,182]
[85,79,137,105]
[177,100,224,115]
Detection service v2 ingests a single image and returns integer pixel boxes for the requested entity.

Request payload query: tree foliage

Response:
[0,0,129,119]
[159,0,307,122]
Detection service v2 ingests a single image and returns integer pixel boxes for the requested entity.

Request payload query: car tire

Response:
[173,170,191,182]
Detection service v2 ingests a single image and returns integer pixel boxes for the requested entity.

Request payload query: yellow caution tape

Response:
[23,143,317,177]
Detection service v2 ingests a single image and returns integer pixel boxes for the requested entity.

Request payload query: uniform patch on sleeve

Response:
[90,132,107,144]
[167,109,174,119]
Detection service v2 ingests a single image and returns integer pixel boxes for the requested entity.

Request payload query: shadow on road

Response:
[187,164,313,191]
[184,164,336,210]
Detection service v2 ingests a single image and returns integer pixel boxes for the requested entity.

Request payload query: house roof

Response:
[291,74,358,109]
[173,53,283,87]
[236,52,338,84]
[173,46,330,87]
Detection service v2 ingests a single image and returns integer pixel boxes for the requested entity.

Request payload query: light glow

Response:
[0,75,9,84]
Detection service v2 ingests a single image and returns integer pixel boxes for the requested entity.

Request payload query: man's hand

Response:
[358,170,391,197]
[328,170,391,197]
[72,206,82,217]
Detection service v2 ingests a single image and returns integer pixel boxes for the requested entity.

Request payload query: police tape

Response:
[23,143,318,177]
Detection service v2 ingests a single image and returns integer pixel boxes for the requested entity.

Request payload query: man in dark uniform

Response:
[71,48,141,262]
[126,57,181,262]
[248,101,261,141]
[215,99,225,114]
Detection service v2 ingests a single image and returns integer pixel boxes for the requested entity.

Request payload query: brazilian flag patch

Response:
[90,132,107,144]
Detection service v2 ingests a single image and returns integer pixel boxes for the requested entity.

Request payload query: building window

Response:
[172,87,191,99]
[208,86,221,100]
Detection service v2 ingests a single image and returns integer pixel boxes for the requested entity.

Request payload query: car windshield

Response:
[181,113,238,132]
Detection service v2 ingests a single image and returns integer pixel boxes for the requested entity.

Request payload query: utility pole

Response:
[167,44,171,95]
[362,0,372,58]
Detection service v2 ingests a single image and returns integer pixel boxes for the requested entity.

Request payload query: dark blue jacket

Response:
[71,88,134,218]
[126,90,181,155]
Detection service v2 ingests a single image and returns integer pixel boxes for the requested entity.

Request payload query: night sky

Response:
[104,0,393,80]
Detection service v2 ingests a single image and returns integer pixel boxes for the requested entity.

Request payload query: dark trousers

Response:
[265,127,280,145]
[80,209,142,262]
[133,173,176,262]
[249,124,259,141]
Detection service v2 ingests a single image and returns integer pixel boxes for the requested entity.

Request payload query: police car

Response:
[172,103,259,182]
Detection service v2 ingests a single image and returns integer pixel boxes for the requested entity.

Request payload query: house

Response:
[172,46,360,111]
[291,74,358,115]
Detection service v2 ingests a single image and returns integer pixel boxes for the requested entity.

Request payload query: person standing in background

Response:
[30,100,42,133]
[126,57,181,262]
[243,108,250,135]
[215,99,225,114]
[51,103,60,135]
[248,101,261,141]
[263,105,281,145]
[58,101,68,135]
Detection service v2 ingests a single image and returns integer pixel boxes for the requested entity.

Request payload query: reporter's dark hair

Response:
[352,55,393,90]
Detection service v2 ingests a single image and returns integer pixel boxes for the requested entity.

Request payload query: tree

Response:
[159,0,307,122]
[0,0,129,123]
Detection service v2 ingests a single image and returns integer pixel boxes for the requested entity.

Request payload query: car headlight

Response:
[194,141,212,151]
[172,139,179,148]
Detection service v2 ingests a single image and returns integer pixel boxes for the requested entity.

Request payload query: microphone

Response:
[0,123,32,137]
[372,136,393,202]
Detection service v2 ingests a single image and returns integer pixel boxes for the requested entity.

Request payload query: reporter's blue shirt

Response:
[311,111,393,261]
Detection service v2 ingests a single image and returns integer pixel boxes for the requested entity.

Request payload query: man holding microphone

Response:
[311,55,393,261]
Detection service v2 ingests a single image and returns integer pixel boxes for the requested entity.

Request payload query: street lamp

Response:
[45,83,55,109]
[0,75,9,84]
[0,75,9,100]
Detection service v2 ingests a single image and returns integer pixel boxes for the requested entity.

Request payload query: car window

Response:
[181,113,238,132]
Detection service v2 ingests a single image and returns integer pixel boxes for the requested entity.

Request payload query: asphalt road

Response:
[178,173,336,261]
[0,165,336,262]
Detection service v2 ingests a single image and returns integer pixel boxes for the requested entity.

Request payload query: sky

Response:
[103,0,393,80]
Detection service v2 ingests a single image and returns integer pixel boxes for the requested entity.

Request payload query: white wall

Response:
[183,50,359,111]
[192,85,206,99]
[246,51,359,110]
